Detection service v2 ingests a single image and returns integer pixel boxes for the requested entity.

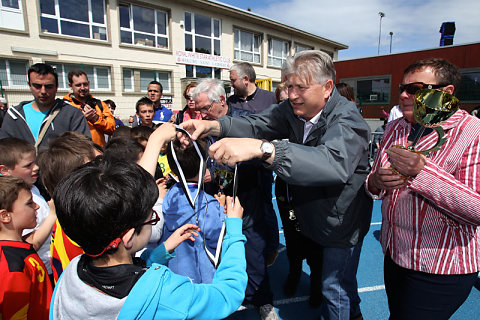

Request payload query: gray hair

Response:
[191,78,226,103]
[229,62,256,82]
[284,50,336,84]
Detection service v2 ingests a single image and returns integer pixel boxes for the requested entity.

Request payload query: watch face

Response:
[262,141,274,153]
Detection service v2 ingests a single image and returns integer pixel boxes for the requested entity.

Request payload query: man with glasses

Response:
[367,58,480,319]
[181,50,372,320]
[0,63,90,150]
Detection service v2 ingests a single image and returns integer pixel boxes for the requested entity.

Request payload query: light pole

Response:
[389,32,393,53]
[378,12,385,55]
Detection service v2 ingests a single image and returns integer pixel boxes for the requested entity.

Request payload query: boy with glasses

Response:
[51,159,247,319]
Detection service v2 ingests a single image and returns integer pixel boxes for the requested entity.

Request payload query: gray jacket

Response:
[218,89,373,247]
[0,99,90,150]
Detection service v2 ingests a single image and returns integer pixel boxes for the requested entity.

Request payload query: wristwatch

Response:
[260,140,274,161]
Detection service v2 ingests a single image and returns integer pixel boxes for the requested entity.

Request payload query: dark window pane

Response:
[91,0,104,24]
[2,0,19,9]
[0,59,8,87]
[184,12,191,32]
[119,5,130,28]
[121,30,132,44]
[194,13,210,37]
[96,68,109,89]
[357,78,390,103]
[186,65,193,78]
[195,36,211,54]
[196,66,212,78]
[214,68,220,79]
[157,37,168,49]
[140,70,155,89]
[134,33,155,47]
[457,72,480,101]
[39,0,55,14]
[214,39,220,56]
[59,0,88,22]
[157,72,169,91]
[92,26,106,40]
[9,61,27,86]
[157,11,166,35]
[41,17,58,33]
[123,69,133,90]
[60,20,90,38]
[185,34,192,51]
[213,19,219,37]
[132,5,154,34]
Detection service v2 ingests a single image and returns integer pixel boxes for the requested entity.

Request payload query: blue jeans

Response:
[319,241,363,320]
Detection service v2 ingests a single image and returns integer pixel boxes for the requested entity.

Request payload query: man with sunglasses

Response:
[0,63,90,150]
[367,58,480,319]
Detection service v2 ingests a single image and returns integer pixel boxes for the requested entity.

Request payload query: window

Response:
[47,62,111,90]
[234,29,261,63]
[119,3,168,49]
[341,76,391,104]
[39,0,107,40]
[122,68,171,93]
[457,69,480,102]
[0,0,25,30]
[295,44,312,53]
[268,38,289,67]
[184,11,221,78]
[0,58,29,88]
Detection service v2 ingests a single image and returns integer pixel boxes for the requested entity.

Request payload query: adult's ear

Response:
[324,79,334,98]
[444,85,455,95]
[122,228,136,250]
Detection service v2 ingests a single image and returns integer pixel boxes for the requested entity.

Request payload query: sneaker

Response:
[259,304,279,320]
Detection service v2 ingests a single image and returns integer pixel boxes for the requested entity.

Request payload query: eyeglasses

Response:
[198,101,216,114]
[141,210,160,226]
[184,94,194,100]
[398,82,446,95]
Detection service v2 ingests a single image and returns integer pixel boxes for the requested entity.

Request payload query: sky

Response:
[213,0,480,60]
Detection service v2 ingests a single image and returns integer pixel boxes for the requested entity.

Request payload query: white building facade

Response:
[0,0,347,119]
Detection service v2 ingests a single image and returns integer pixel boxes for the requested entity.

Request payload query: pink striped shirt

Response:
[366,110,480,274]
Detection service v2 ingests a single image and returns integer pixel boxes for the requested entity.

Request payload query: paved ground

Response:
[227,199,480,319]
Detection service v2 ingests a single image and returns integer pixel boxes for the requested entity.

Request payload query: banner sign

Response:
[175,50,232,69]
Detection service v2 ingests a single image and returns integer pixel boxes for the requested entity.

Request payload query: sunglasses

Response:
[141,210,160,226]
[398,82,446,95]
[184,94,194,100]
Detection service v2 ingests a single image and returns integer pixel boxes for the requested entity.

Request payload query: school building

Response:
[0,0,347,119]
[334,42,480,119]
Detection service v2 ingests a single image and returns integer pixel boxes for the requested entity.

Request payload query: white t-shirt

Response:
[22,185,52,274]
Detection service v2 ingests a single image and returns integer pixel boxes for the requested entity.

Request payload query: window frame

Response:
[457,67,480,103]
[184,11,221,78]
[339,75,392,105]
[268,37,290,68]
[233,28,261,64]
[294,43,313,54]
[0,58,29,89]
[118,2,169,50]
[48,61,112,91]
[122,67,171,94]
[0,0,25,31]
[39,0,108,41]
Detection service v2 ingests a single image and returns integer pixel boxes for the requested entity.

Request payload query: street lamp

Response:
[378,12,385,55]
[389,32,393,53]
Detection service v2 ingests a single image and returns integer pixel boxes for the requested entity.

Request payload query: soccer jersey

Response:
[51,220,84,283]
[0,240,52,320]
[157,153,171,176]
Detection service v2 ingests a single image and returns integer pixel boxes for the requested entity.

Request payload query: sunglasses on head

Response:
[399,82,446,95]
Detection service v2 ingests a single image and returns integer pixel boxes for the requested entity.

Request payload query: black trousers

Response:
[384,251,478,320]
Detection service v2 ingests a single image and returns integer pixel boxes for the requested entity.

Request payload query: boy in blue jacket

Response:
[50,159,247,319]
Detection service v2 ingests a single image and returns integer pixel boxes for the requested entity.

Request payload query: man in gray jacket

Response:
[0,63,90,151]
[181,50,373,320]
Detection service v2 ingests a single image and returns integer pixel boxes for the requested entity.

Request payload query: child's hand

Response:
[156,178,168,199]
[214,192,226,207]
[164,224,201,253]
[151,122,177,143]
[47,199,57,219]
[226,196,243,219]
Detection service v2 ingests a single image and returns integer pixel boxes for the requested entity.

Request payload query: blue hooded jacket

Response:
[160,183,225,283]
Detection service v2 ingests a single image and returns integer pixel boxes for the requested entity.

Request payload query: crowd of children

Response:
[0,121,248,319]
